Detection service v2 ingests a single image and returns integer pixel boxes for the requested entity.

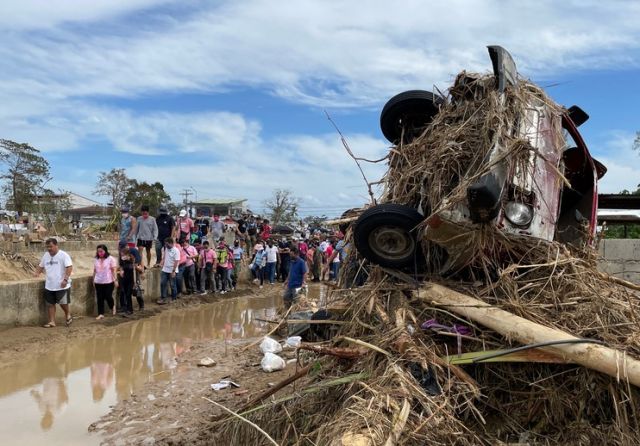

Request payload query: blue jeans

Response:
[177,264,186,294]
[266,262,276,284]
[161,271,177,300]
[330,262,340,280]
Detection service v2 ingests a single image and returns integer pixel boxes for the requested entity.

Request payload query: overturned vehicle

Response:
[354,46,606,274]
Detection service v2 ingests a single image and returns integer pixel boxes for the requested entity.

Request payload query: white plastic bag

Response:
[285,336,302,348]
[261,352,286,372]
[260,336,283,354]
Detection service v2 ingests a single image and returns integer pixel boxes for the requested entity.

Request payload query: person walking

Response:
[264,239,279,285]
[250,243,267,289]
[209,214,225,242]
[198,240,216,294]
[136,205,158,267]
[155,206,175,266]
[283,246,307,309]
[158,237,180,304]
[117,242,142,316]
[175,210,194,242]
[181,238,197,294]
[119,205,137,248]
[34,238,73,328]
[232,240,244,289]
[215,240,230,294]
[194,211,209,242]
[278,238,291,282]
[92,244,117,320]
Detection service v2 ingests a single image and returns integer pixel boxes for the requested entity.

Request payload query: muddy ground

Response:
[0,283,308,445]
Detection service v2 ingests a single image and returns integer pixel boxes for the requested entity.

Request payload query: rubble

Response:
[215,49,640,445]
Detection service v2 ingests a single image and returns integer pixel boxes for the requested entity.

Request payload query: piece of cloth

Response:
[95,282,115,315]
[288,257,307,289]
[93,256,117,284]
[162,246,180,273]
[136,216,158,241]
[39,250,73,291]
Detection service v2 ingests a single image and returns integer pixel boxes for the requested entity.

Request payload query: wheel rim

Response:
[368,225,415,261]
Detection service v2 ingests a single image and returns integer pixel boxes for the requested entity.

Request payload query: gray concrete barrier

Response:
[598,239,640,284]
[0,268,161,326]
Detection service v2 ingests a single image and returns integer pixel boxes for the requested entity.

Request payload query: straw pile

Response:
[216,73,640,445]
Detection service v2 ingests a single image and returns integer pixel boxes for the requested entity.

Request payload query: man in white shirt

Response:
[264,239,279,284]
[34,238,73,328]
[157,237,180,304]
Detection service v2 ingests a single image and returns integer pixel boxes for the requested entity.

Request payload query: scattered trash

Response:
[408,363,441,396]
[211,379,240,391]
[197,357,217,367]
[285,336,302,348]
[147,394,156,401]
[260,336,283,354]
[261,352,286,372]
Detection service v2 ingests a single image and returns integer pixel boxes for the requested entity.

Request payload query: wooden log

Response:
[416,283,640,387]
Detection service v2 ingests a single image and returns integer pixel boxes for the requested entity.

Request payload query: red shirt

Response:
[261,224,271,240]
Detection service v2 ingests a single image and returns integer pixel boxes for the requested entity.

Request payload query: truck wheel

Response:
[380,90,443,144]
[354,204,424,268]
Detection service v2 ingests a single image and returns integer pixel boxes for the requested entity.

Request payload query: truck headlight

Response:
[504,202,533,227]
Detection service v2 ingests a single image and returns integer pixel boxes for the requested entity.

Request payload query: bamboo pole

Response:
[416,283,640,387]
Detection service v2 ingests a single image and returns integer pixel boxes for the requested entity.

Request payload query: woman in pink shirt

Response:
[198,240,217,294]
[181,238,197,294]
[93,244,118,320]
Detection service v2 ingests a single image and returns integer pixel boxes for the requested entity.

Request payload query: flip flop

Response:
[43,322,56,328]
[66,317,73,326]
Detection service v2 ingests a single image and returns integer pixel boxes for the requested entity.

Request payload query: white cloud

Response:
[594,131,640,193]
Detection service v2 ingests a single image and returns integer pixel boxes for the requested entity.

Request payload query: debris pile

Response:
[217,70,640,445]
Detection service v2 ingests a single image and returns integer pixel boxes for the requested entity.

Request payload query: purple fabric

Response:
[421,319,472,336]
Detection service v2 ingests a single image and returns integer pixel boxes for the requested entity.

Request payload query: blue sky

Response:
[0,0,639,217]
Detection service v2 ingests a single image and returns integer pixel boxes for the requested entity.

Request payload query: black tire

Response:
[353,203,424,268]
[380,90,443,144]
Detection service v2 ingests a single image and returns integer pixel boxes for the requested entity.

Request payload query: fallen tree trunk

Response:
[416,283,640,388]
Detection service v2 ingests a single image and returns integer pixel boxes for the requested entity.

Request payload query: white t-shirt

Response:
[265,246,278,263]
[39,250,73,291]
[162,246,181,273]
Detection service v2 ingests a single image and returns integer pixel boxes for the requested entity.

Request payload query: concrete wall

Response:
[598,239,640,284]
[0,269,161,326]
[1,239,118,254]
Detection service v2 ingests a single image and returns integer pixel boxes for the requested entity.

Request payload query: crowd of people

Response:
[34,205,350,326]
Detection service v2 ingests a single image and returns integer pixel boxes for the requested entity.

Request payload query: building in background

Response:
[191,198,248,217]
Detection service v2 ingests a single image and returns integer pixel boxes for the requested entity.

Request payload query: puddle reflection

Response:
[0,294,279,445]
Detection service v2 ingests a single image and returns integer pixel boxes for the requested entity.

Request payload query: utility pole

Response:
[180,189,192,207]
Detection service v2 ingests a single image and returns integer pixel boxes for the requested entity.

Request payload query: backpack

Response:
[216,248,228,265]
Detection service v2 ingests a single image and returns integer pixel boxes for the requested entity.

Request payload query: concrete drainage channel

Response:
[0,292,280,445]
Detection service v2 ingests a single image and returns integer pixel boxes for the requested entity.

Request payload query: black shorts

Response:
[137,239,153,248]
[44,289,70,305]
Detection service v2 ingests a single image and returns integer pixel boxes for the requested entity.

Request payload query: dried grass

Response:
[215,72,640,445]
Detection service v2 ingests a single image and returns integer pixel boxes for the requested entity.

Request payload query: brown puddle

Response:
[0,293,280,445]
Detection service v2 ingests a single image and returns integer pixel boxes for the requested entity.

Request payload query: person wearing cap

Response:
[136,205,158,267]
[119,205,137,248]
[155,206,175,266]
[175,209,194,242]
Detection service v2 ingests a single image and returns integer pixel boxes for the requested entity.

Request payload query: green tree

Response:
[0,139,51,215]
[125,180,172,214]
[264,189,299,226]
[94,168,132,212]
